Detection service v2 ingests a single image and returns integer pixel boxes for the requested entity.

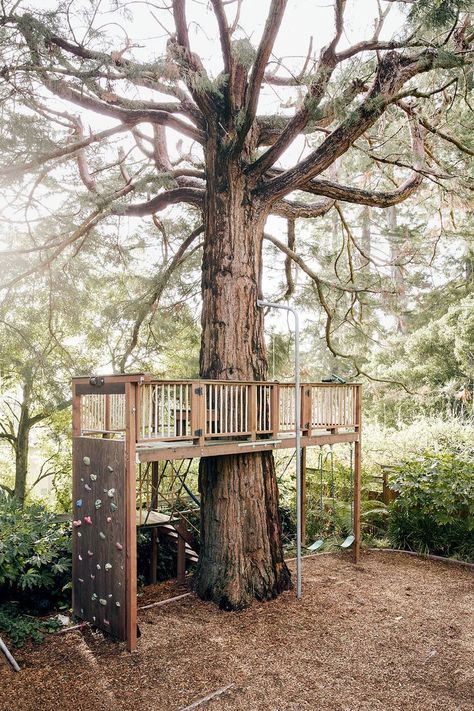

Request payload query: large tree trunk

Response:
[195,134,291,609]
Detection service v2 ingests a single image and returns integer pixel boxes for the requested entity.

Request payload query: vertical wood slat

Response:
[271,384,279,437]
[248,384,257,439]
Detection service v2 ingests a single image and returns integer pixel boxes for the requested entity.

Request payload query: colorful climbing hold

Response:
[87,550,93,556]
[105,563,112,571]
[90,474,97,482]
[91,593,98,601]
[94,499,102,509]
[99,531,106,540]
[72,520,82,527]
[84,483,92,492]
[84,516,92,524]
[76,499,83,508]
[107,488,115,498]
[106,516,112,523]
[104,619,110,625]
[116,542,123,551]
[83,456,91,466]
[110,502,118,512]
[99,599,107,606]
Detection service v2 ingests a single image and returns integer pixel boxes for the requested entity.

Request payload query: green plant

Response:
[389,452,474,560]
[0,493,71,611]
[0,602,61,647]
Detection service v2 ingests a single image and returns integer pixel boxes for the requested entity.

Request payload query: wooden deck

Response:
[72,374,361,460]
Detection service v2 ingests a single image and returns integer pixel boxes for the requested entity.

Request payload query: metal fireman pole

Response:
[257,299,302,599]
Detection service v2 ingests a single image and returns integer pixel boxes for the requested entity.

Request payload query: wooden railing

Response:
[79,378,360,444]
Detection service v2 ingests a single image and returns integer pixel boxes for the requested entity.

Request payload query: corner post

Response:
[353,384,362,564]
[125,381,138,651]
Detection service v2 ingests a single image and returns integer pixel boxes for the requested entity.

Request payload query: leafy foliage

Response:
[0,602,61,647]
[389,452,474,560]
[0,493,71,611]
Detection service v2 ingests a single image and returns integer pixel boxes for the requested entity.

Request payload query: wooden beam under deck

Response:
[137,430,360,463]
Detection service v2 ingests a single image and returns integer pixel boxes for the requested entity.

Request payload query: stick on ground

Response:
[179,683,236,710]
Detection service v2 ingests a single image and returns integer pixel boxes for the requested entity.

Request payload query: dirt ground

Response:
[1,551,473,711]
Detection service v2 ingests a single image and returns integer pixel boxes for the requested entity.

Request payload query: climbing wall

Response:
[72,437,127,641]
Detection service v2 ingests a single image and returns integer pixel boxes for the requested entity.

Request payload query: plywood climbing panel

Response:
[72,437,127,641]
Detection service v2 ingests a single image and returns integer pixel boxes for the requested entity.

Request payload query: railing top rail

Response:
[73,374,361,388]
[139,378,361,387]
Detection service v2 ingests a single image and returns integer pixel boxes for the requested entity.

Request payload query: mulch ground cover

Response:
[1,551,473,711]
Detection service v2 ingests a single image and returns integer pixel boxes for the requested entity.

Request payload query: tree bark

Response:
[13,381,31,507]
[196,129,291,608]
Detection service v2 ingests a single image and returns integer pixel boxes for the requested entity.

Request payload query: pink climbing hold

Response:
[106,516,112,523]
[116,542,123,551]
[84,516,92,525]
[87,550,94,556]
[72,520,82,527]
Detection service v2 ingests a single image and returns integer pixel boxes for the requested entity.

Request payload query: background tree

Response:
[0,0,472,607]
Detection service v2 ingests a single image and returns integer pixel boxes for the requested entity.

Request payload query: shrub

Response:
[0,602,61,647]
[0,493,71,612]
[388,453,474,560]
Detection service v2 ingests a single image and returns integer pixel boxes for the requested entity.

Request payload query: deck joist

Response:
[136,430,359,462]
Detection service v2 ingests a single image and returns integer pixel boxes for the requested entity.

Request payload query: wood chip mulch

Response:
[1,551,473,711]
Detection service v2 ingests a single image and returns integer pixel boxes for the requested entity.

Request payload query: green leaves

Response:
[0,493,71,602]
[389,451,474,560]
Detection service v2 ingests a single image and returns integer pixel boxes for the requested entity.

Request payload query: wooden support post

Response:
[72,383,81,437]
[300,446,307,546]
[150,529,158,585]
[191,382,205,445]
[176,520,186,585]
[125,382,138,652]
[302,387,312,436]
[248,384,257,440]
[150,461,159,584]
[353,385,362,564]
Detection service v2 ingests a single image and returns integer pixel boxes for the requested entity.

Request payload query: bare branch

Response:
[0,123,130,180]
[119,224,204,370]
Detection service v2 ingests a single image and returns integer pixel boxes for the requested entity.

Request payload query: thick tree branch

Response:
[271,197,335,219]
[236,0,288,147]
[257,47,464,202]
[211,0,232,77]
[114,187,204,217]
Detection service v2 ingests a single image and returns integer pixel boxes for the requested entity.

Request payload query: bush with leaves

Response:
[0,493,71,612]
[389,453,474,560]
[0,602,61,647]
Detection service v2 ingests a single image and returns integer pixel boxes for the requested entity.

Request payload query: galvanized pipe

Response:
[257,299,302,599]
